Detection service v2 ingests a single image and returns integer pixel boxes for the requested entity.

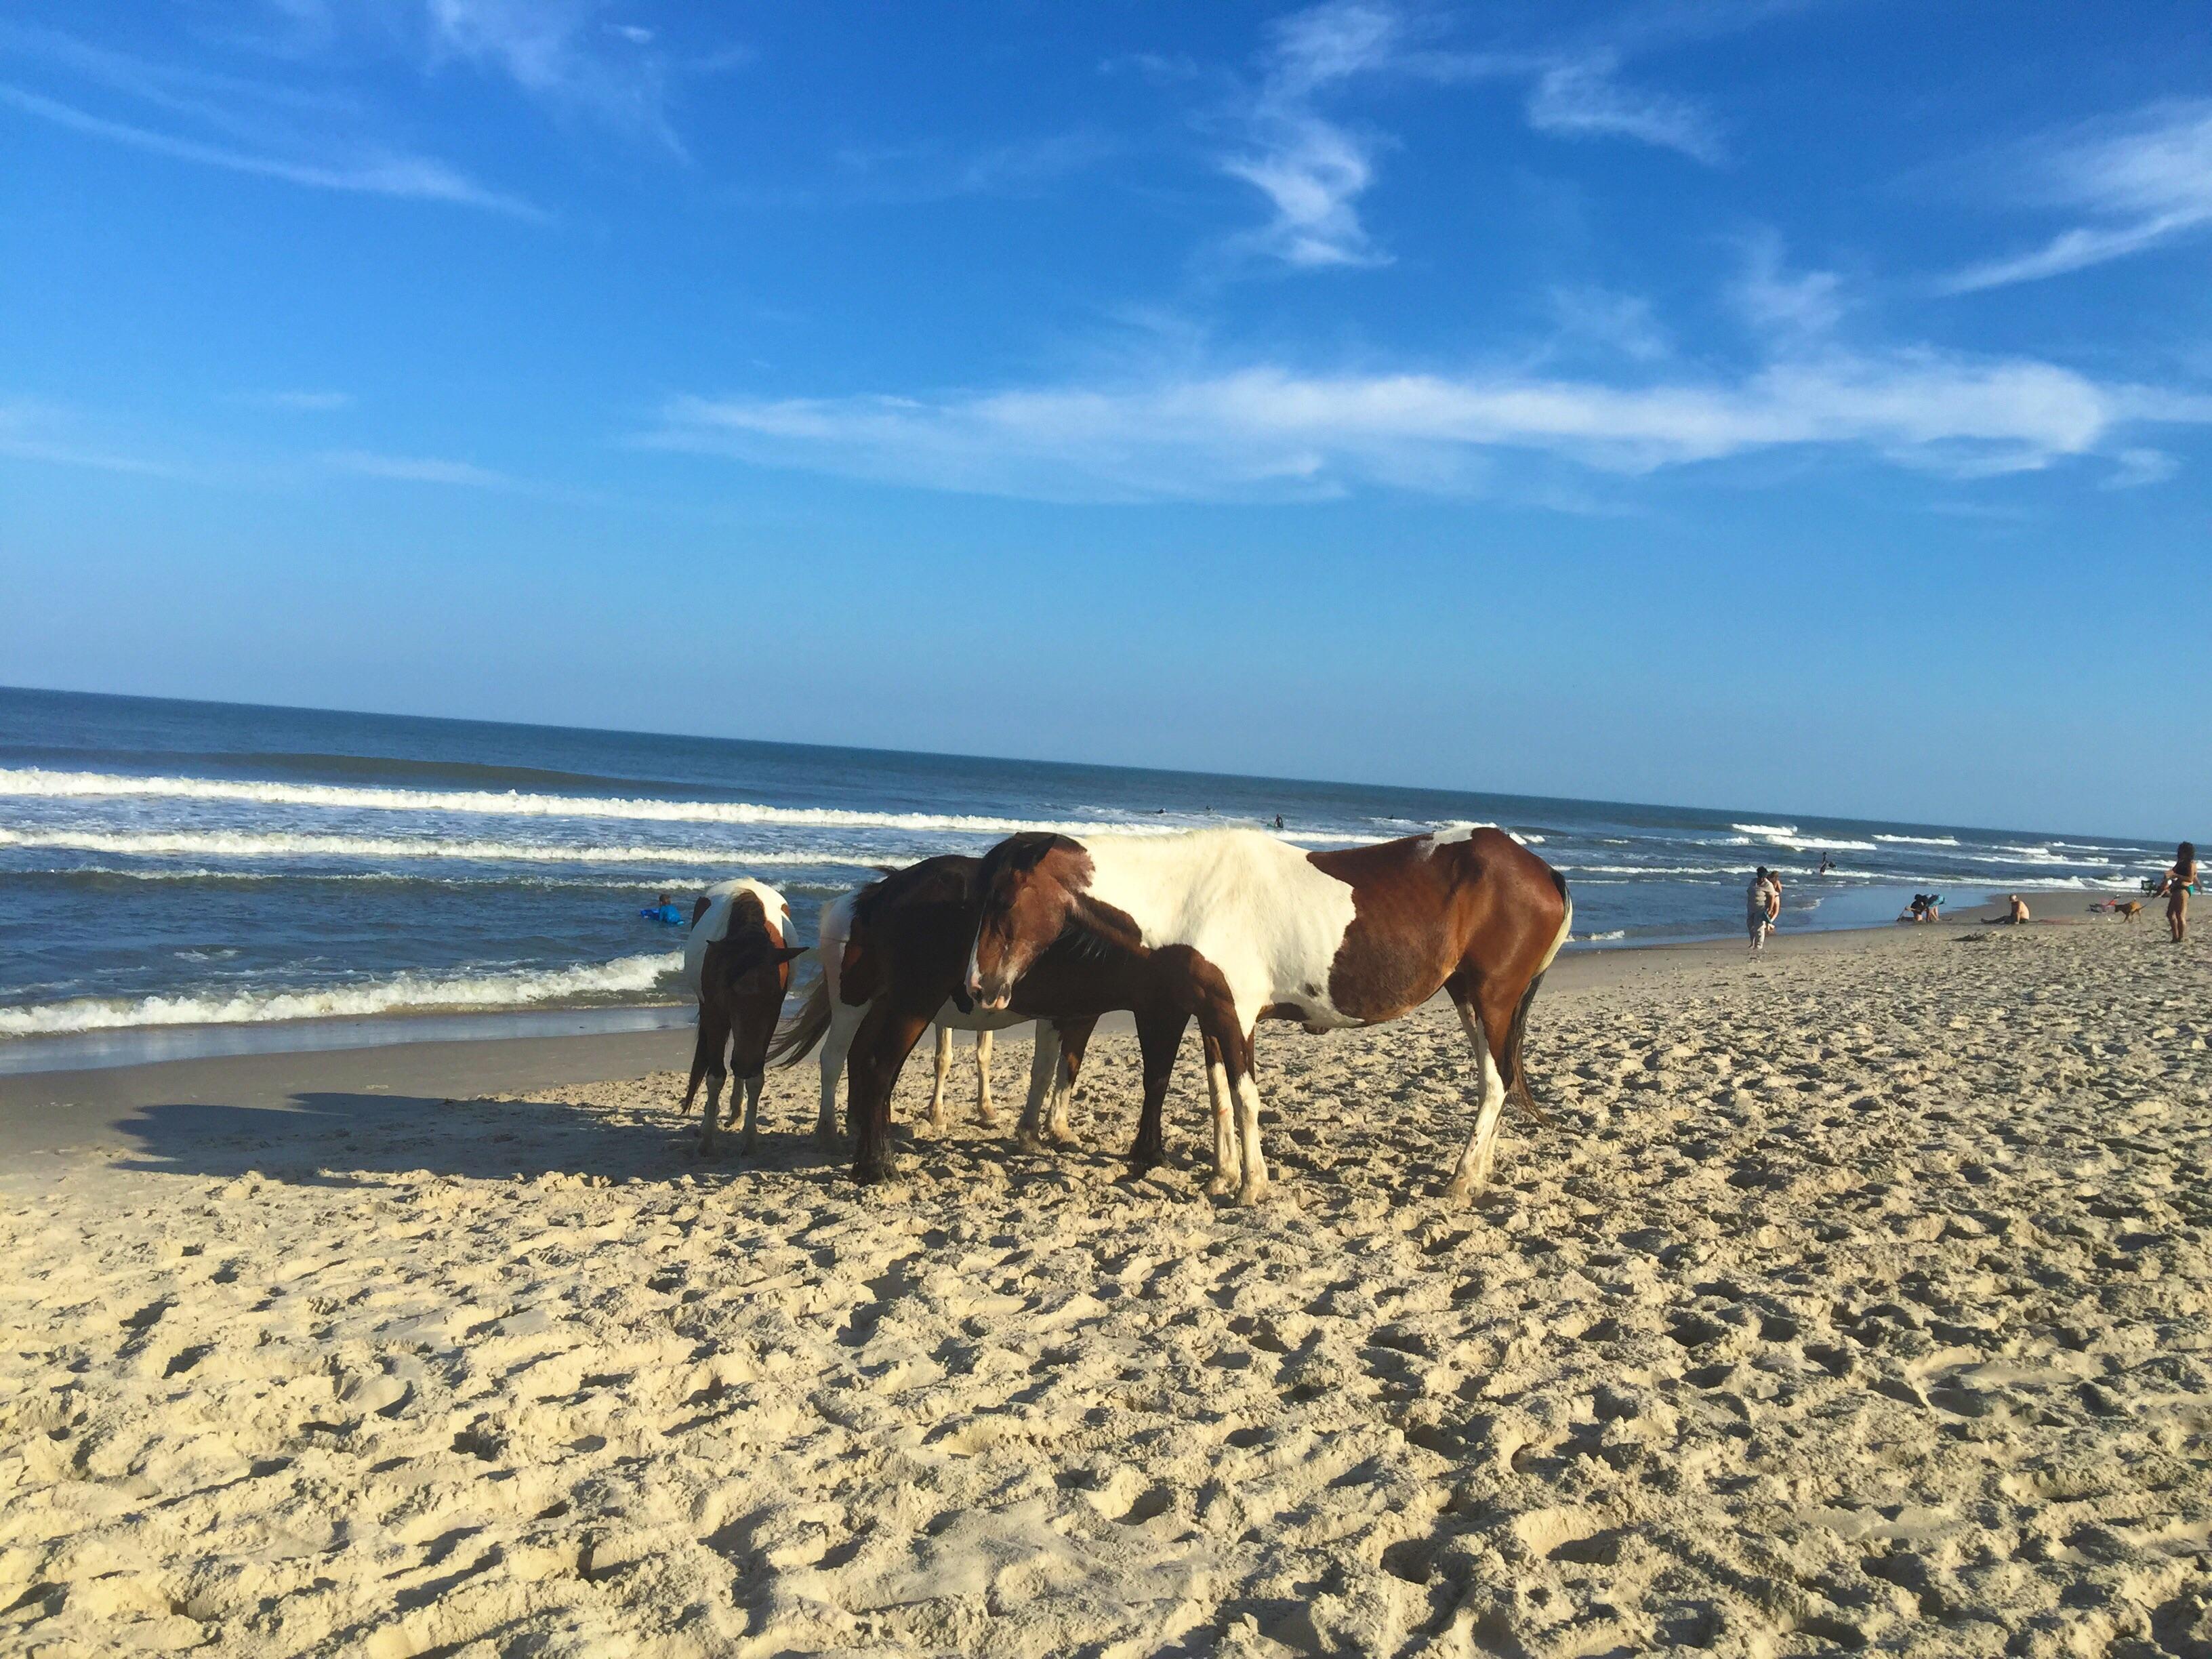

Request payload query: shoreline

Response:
[0,878,2110,1085]
[0,886,2121,1162]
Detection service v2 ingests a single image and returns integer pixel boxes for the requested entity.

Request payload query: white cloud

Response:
[0,398,179,476]
[1218,1,1401,268]
[420,0,682,151]
[1524,55,1723,164]
[1941,101,2212,293]
[1544,286,1673,363]
[323,449,511,487]
[0,85,543,215]
[644,346,2187,504]
[1732,237,1844,336]
[2104,447,2178,489]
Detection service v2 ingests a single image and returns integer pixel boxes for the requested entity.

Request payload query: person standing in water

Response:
[2164,842,2198,943]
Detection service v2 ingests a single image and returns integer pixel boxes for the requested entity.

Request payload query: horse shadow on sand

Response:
[104,1083,1232,1201]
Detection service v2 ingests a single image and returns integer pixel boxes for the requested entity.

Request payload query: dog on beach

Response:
[2114,901,2144,922]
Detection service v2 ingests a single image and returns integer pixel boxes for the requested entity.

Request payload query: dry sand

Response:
[3,916,2209,1656]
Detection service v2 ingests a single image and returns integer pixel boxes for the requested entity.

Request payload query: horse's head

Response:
[966,833,1088,1010]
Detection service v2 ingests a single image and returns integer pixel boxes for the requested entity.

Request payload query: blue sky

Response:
[2,2,2207,838]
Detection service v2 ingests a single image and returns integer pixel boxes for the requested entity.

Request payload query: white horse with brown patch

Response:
[965,825,1571,1204]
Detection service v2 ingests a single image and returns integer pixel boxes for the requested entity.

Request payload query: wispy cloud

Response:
[1209,1,1733,271]
[0,25,540,216]
[0,398,181,476]
[1940,101,2212,293]
[322,449,512,487]
[1732,235,1845,337]
[1218,1,1403,268]
[819,131,1121,205]
[644,345,2190,504]
[1523,54,1723,163]
[416,0,685,152]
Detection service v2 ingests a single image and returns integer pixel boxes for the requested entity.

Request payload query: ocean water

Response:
[0,686,2167,1055]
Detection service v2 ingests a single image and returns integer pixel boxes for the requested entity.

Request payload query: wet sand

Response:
[4,908,2207,1655]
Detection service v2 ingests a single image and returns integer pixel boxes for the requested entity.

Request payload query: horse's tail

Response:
[1506,870,1572,1116]
[767,977,832,1070]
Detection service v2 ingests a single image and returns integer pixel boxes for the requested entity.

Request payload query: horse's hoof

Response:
[1204,1174,1235,1197]
[1235,1179,1270,1206]
[1017,1131,1048,1153]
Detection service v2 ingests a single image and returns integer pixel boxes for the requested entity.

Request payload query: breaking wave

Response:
[0,827,898,870]
[0,767,1194,839]
[0,951,683,1039]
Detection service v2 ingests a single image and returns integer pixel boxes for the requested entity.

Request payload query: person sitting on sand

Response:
[1983,894,2030,926]
[2162,842,2198,943]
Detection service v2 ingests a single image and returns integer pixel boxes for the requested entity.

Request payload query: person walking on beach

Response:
[1748,867,1777,953]
[2163,842,2198,943]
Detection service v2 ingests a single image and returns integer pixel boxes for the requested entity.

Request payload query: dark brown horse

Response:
[682,879,807,1156]
[966,825,1572,1204]
[801,855,1205,1186]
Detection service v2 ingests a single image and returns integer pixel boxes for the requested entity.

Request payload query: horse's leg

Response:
[849,1003,933,1185]
[1225,1027,1270,1204]
[1201,1029,1240,1195]
[973,1028,996,1126]
[1128,1006,1186,1174]
[1018,1022,1061,1149]
[1047,1017,1096,1147]
[927,1023,953,1132]
[692,1000,730,1157]
[817,1004,858,1146]
[740,1071,765,1155]
[1443,975,1513,1201]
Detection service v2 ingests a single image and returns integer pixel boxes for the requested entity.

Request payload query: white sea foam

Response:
[1730,822,1798,837]
[18,863,784,894]
[1575,929,1626,941]
[0,827,900,870]
[1874,834,1964,848]
[0,767,1193,839]
[0,951,682,1039]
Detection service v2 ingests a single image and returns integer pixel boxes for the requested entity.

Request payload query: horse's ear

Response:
[773,946,808,966]
[691,896,712,926]
[998,832,1074,875]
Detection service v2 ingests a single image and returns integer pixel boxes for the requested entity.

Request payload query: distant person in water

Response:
[2163,842,2198,943]
[1818,852,1834,875]
[1273,814,1285,831]
[640,892,687,925]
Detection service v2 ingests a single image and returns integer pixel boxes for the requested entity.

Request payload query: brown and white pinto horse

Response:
[966,825,1572,1204]
[681,878,807,1156]
[792,855,1205,1185]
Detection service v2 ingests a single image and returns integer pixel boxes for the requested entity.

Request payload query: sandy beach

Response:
[4,912,2209,1656]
